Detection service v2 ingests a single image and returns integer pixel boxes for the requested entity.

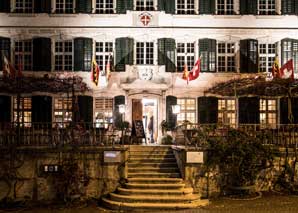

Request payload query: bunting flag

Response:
[91,59,99,86]
[182,64,189,84]
[2,55,16,79]
[279,59,294,80]
[271,57,280,78]
[106,54,111,81]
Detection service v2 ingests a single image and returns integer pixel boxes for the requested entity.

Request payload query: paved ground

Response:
[5,192,298,213]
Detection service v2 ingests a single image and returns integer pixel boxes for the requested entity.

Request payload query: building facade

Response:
[1,0,298,141]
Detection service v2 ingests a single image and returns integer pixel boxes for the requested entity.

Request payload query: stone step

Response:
[129,145,172,151]
[128,167,179,173]
[128,162,178,168]
[128,172,180,178]
[129,153,175,159]
[129,151,173,155]
[129,157,176,163]
[102,197,209,211]
[127,178,183,184]
[117,187,193,196]
[125,182,186,190]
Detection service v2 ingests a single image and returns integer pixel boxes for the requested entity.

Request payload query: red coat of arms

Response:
[139,12,152,26]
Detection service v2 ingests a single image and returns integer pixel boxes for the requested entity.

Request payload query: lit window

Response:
[258,0,275,15]
[13,97,31,127]
[136,0,155,11]
[14,40,32,71]
[54,98,72,127]
[260,99,277,128]
[55,0,74,13]
[217,0,234,15]
[15,0,33,13]
[218,99,236,127]
[177,42,195,72]
[177,98,196,125]
[94,98,113,128]
[176,0,196,14]
[95,42,113,71]
[217,42,236,72]
[95,0,114,14]
[136,42,154,65]
[259,43,276,72]
[54,41,73,71]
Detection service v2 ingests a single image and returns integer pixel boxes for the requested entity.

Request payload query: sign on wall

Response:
[186,151,204,163]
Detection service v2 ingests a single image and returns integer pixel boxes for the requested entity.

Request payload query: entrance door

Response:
[132,99,143,121]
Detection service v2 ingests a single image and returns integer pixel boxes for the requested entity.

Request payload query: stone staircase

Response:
[102,145,208,211]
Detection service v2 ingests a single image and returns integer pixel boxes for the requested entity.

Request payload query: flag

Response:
[2,55,16,79]
[17,54,23,78]
[91,59,99,86]
[279,59,294,80]
[106,54,111,81]
[189,57,201,81]
[182,64,189,84]
[272,57,280,78]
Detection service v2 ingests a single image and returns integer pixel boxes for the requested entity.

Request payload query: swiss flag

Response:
[279,59,294,80]
[189,58,200,81]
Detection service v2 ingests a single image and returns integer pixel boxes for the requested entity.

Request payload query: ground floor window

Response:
[218,99,236,127]
[260,99,277,128]
[54,97,72,127]
[177,98,196,125]
[94,98,113,128]
[13,97,31,127]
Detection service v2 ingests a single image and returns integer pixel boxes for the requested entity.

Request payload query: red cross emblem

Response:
[139,12,152,26]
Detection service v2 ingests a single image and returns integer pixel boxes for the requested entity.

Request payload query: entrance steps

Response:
[102,145,208,210]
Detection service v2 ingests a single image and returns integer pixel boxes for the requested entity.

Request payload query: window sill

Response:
[256,15,283,19]
[49,14,78,17]
[89,14,118,18]
[213,15,241,19]
[8,13,36,17]
[173,14,200,18]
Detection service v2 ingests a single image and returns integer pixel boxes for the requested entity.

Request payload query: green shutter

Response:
[280,97,289,124]
[158,38,176,72]
[240,39,258,73]
[158,0,175,14]
[0,0,10,12]
[282,0,298,14]
[76,0,92,13]
[197,97,218,124]
[76,96,93,124]
[0,95,11,122]
[0,37,10,70]
[115,37,134,72]
[33,38,51,71]
[114,95,125,128]
[166,96,177,129]
[295,0,298,14]
[199,0,215,14]
[240,0,257,14]
[74,38,93,72]
[116,0,133,14]
[199,39,216,72]
[32,96,52,123]
[238,97,260,124]
[292,98,298,124]
[34,0,51,13]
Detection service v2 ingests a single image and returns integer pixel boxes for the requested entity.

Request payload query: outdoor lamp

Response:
[119,104,126,114]
[172,105,181,114]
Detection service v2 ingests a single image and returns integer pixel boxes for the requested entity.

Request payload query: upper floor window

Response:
[95,0,114,14]
[177,98,196,125]
[55,0,74,13]
[176,0,196,14]
[260,99,277,128]
[258,0,276,15]
[217,42,236,72]
[136,0,155,11]
[259,43,276,72]
[54,41,73,71]
[14,40,32,71]
[13,97,31,127]
[136,42,154,65]
[177,42,195,72]
[95,42,113,71]
[218,99,236,127]
[15,0,33,13]
[217,0,234,15]
[281,39,298,75]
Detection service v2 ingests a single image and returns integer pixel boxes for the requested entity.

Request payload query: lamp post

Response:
[118,104,126,145]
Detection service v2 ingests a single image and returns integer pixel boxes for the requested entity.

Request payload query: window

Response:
[177,98,196,124]
[218,99,236,127]
[259,43,276,72]
[95,0,114,13]
[94,98,113,128]
[258,0,276,15]
[260,99,277,128]
[54,98,72,127]
[217,42,236,72]
[14,40,32,71]
[55,0,74,13]
[13,97,31,127]
[136,0,155,11]
[177,42,195,72]
[282,39,298,75]
[54,41,73,71]
[176,0,196,14]
[15,0,33,13]
[136,42,154,65]
[217,0,234,15]
[95,42,113,71]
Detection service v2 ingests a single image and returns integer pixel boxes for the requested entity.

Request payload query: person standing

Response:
[147,115,154,143]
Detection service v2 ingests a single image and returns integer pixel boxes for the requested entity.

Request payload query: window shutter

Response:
[0,95,11,122]
[199,39,216,72]
[76,0,92,13]
[158,38,176,72]
[32,96,52,123]
[197,97,218,124]
[115,37,134,71]
[0,37,11,70]
[240,0,257,14]
[158,0,175,14]
[292,98,298,124]
[74,38,93,72]
[116,0,133,14]
[33,38,51,71]
[113,95,125,128]
[166,96,177,129]
[76,96,93,124]
[0,0,10,12]
[280,97,289,124]
[240,39,258,73]
[199,0,215,14]
[281,0,298,14]
[238,97,260,124]
[34,0,51,13]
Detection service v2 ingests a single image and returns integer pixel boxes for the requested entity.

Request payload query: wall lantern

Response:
[172,104,181,114]
[118,104,126,114]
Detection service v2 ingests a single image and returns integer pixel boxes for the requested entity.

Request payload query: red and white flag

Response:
[279,59,294,80]
[2,55,16,78]
[189,57,201,81]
